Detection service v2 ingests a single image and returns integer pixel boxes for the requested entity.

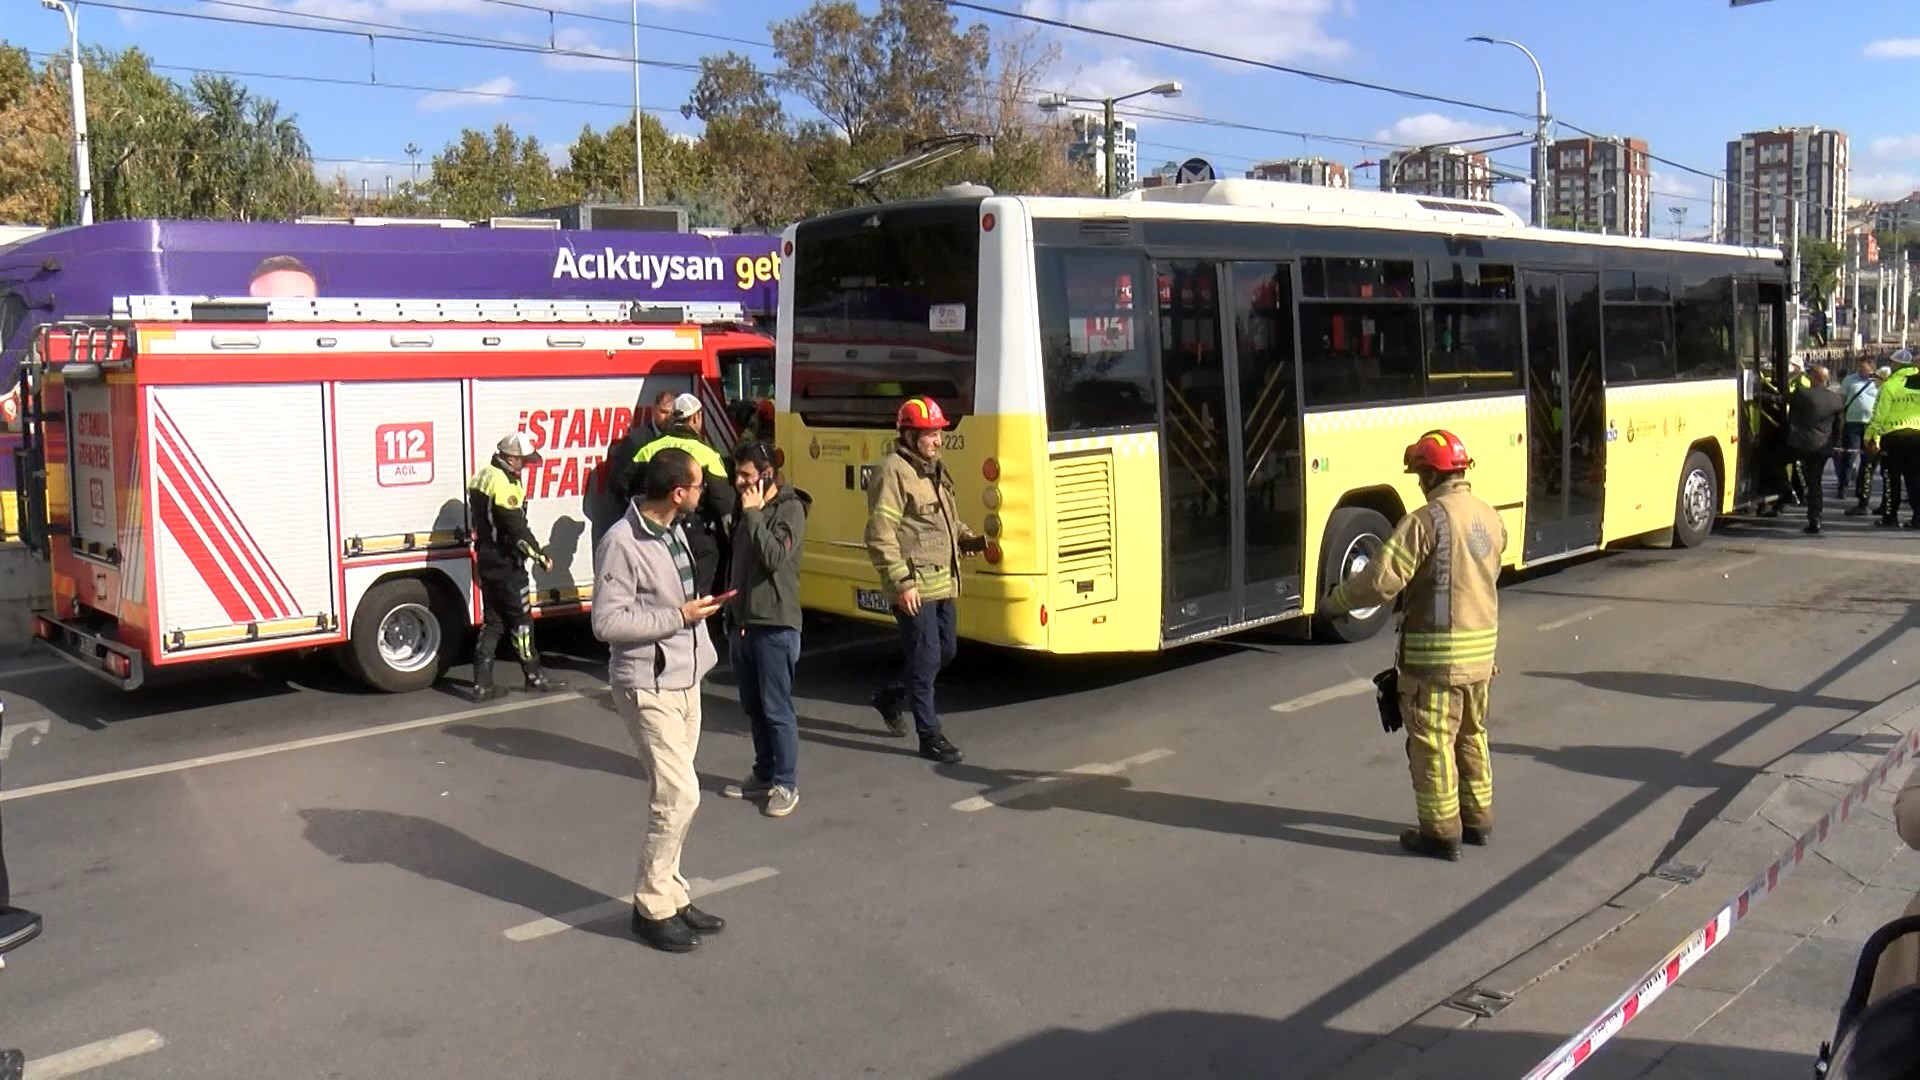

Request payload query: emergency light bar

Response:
[112,296,749,327]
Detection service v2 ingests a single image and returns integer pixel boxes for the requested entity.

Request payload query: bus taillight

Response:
[985,541,1002,565]
[982,213,996,233]
[982,457,1000,481]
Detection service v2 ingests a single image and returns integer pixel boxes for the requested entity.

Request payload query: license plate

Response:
[854,588,891,614]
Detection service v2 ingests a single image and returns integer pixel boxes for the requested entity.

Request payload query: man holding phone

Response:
[723,443,811,817]
[593,448,727,954]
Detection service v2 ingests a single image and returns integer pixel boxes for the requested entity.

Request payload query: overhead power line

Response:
[468,0,774,50]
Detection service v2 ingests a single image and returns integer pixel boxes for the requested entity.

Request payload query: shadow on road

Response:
[936,1010,1820,1080]
[440,723,738,796]
[297,808,629,942]
[1528,669,1874,711]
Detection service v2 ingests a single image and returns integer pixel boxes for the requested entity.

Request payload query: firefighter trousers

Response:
[1399,678,1494,841]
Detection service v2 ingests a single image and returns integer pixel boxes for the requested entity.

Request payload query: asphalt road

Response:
[2,513,1918,1080]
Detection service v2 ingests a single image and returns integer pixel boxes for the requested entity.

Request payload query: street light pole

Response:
[44,0,92,226]
[1039,82,1181,198]
[1103,97,1117,199]
[641,0,656,203]
[1467,36,1547,228]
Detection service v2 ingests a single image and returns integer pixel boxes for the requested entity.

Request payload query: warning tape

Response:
[1522,723,1920,1080]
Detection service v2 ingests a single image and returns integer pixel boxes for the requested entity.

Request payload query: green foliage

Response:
[1799,237,1844,307]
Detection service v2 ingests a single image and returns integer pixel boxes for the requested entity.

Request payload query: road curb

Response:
[1327,677,1920,1080]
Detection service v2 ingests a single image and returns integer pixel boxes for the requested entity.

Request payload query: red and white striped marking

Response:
[1524,725,1920,1080]
[151,399,300,622]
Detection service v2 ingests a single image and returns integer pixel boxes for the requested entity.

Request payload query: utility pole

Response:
[631,0,645,204]
[1788,197,1803,358]
[404,142,421,189]
[1467,36,1549,226]
[1103,98,1117,199]
[43,0,92,226]
[1851,232,1862,347]
[1903,255,1912,349]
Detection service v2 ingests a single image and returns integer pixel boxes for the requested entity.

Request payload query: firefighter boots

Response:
[1400,828,1462,862]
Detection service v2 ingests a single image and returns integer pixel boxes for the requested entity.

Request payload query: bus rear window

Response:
[790,204,981,427]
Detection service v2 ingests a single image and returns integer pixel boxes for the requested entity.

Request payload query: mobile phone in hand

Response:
[712,589,739,603]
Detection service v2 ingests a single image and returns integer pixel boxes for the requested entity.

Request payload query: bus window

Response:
[1426,303,1521,395]
[1602,305,1677,382]
[1037,248,1157,434]
[1299,302,1423,406]
[789,204,981,427]
[1674,270,1737,379]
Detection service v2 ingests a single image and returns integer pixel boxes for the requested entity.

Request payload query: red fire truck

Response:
[21,295,769,691]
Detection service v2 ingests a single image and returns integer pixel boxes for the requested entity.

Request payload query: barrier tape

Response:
[1522,724,1920,1080]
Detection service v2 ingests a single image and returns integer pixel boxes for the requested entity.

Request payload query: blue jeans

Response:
[888,599,958,737]
[1838,422,1868,496]
[732,626,800,789]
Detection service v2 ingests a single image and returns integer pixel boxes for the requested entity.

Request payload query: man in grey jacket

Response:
[592,447,725,954]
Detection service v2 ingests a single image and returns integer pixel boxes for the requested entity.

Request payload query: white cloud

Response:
[1864,38,1920,59]
[1852,171,1920,202]
[1022,0,1350,64]
[1649,170,1701,199]
[1373,113,1510,149]
[1869,135,1920,161]
[1491,181,1532,214]
[418,76,517,112]
[1054,54,1184,105]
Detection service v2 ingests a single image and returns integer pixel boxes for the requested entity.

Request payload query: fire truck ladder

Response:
[113,295,749,326]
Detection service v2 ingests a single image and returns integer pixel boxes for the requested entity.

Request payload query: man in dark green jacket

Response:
[724,442,811,818]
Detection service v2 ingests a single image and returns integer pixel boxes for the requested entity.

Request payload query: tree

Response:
[560,113,716,215]
[1799,237,1844,308]
[0,44,65,223]
[425,124,561,220]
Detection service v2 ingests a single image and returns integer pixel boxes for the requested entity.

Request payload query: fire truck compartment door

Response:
[335,381,469,553]
[149,385,338,641]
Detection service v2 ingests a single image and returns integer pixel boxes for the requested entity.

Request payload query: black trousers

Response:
[1797,452,1830,521]
[476,564,540,683]
[1883,431,1920,523]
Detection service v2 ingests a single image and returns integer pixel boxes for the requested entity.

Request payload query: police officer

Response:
[630,393,736,600]
[468,431,566,700]
[1867,350,1920,530]
[865,397,984,765]
[1324,430,1507,862]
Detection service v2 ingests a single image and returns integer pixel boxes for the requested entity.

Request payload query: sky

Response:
[6,0,1919,229]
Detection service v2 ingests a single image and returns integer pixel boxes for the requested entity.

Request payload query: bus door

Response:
[1522,271,1605,561]
[1153,259,1304,642]
[1732,278,1788,507]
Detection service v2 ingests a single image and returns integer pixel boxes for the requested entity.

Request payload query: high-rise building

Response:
[1066,110,1141,191]
[1381,146,1493,202]
[1547,136,1652,236]
[1724,126,1849,246]
[1246,158,1351,188]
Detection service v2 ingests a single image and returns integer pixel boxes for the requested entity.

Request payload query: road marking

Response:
[502,866,780,942]
[24,1029,166,1079]
[1536,605,1613,632]
[1269,678,1374,714]
[0,718,49,761]
[951,748,1175,812]
[0,692,587,804]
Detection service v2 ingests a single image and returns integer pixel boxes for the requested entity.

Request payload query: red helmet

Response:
[1403,429,1473,474]
[896,396,950,431]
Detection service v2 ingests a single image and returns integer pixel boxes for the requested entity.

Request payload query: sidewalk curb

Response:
[1326,678,1920,1080]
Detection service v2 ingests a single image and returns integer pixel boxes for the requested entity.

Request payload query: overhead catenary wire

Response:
[467,0,775,51]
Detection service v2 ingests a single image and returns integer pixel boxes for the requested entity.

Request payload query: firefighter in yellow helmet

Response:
[1324,430,1508,861]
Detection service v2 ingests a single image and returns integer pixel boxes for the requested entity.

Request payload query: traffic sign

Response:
[1176,158,1216,184]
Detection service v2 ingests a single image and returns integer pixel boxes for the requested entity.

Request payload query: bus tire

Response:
[1313,507,1395,644]
[344,577,451,693]
[1674,450,1718,549]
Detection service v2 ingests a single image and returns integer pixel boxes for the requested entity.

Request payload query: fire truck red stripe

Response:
[154,459,255,623]
[154,433,278,620]
[151,403,296,616]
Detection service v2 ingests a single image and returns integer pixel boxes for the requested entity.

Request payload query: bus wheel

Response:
[1674,451,1718,548]
[345,578,449,693]
[1313,507,1395,643]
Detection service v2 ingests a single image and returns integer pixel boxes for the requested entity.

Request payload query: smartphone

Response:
[712,589,740,603]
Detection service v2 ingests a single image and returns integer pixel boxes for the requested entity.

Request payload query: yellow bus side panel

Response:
[1300,396,1529,614]
[1599,380,1738,542]
[1043,431,1163,654]
[782,410,1052,649]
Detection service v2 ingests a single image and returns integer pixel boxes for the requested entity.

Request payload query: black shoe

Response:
[677,904,725,935]
[471,683,508,702]
[1399,828,1462,862]
[919,732,964,764]
[524,672,569,692]
[1756,504,1781,518]
[631,908,702,952]
[1805,520,1822,535]
[1,1048,22,1080]
[1462,825,1492,847]
[871,689,908,737]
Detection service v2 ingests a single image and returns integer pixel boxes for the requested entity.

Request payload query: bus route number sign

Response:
[376,422,435,487]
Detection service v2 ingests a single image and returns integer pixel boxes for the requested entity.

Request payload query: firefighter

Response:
[468,431,567,700]
[629,393,736,599]
[1324,430,1507,862]
[864,396,984,766]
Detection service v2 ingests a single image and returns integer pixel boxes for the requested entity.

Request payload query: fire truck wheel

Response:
[347,578,450,693]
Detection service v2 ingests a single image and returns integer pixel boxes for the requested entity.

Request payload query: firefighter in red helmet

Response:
[863,396,986,765]
[1325,429,1508,861]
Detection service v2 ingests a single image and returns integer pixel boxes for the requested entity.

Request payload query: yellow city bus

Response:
[774,179,1789,651]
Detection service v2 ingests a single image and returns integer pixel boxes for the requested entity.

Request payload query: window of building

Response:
[1035,247,1159,433]
[1300,302,1423,406]
[1427,304,1521,394]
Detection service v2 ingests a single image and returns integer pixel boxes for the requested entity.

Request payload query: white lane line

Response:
[502,866,780,942]
[0,692,587,804]
[23,1029,166,1079]
[1535,604,1613,632]
[1269,678,1374,714]
[951,748,1175,812]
